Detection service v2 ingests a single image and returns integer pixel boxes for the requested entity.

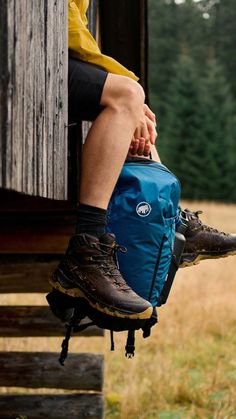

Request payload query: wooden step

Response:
[0,352,104,391]
[0,306,104,337]
[0,204,75,254]
[0,258,57,293]
[0,394,104,419]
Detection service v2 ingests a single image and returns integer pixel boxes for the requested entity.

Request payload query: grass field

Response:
[1,201,236,418]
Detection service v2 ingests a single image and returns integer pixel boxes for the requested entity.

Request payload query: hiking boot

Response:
[49,233,153,320]
[180,209,236,267]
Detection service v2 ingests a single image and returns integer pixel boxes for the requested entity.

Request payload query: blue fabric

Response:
[107,160,181,307]
[175,207,182,227]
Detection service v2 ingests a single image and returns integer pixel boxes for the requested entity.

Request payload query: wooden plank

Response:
[0,0,68,199]
[0,188,75,212]
[53,0,68,200]
[0,260,58,292]
[0,236,69,254]
[0,227,72,254]
[0,352,104,391]
[0,394,104,419]
[0,306,104,337]
[0,194,77,255]
[67,122,82,205]
[0,194,77,256]
[0,2,8,188]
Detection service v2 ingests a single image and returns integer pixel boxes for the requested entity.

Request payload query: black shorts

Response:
[68,58,108,122]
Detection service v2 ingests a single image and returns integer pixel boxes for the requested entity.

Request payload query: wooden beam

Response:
[0,352,104,391]
[0,188,75,212]
[0,216,74,254]
[0,306,104,337]
[0,260,58,293]
[0,193,76,254]
[0,394,104,419]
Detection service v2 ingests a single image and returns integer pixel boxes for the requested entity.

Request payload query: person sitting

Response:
[49,1,236,322]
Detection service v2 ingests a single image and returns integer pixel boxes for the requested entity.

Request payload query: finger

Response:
[143,104,156,125]
[143,142,151,157]
[129,138,136,148]
[137,137,145,156]
[134,126,142,140]
[131,139,139,155]
[145,117,157,145]
[140,120,150,143]
[145,113,157,127]
[129,139,138,153]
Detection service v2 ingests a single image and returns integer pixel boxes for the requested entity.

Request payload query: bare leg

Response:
[79,74,145,209]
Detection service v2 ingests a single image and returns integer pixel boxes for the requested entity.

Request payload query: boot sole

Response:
[49,271,153,320]
[180,249,236,268]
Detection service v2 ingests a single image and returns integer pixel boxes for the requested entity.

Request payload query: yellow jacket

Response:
[68,0,139,81]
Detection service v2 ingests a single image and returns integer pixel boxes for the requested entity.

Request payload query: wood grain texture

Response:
[0,352,104,391]
[0,394,104,419]
[0,306,104,337]
[0,0,68,199]
[0,260,58,292]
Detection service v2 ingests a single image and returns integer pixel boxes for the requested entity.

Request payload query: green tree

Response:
[159,57,236,202]
[149,0,211,118]
[214,0,236,99]
[199,59,236,202]
[149,0,180,117]
[159,55,204,200]
[148,0,236,202]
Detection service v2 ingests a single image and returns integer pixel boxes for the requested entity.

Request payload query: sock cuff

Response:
[77,204,107,215]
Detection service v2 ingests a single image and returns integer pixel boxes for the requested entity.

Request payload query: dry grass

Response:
[1,201,236,418]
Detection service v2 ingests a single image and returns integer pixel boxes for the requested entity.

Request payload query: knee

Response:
[120,78,145,108]
[102,75,145,122]
[117,78,145,119]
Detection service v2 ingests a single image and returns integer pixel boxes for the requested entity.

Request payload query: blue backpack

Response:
[47,157,185,363]
[108,157,181,308]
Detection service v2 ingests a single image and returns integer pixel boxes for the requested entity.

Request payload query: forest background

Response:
[149,0,236,203]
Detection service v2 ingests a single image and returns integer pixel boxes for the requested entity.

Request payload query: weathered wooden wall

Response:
[0,0,68,199]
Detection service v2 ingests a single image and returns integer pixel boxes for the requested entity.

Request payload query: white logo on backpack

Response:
[136,202,152,217]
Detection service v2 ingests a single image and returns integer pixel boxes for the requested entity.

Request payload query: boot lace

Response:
[91,242,131,291]
[185,209,228,236]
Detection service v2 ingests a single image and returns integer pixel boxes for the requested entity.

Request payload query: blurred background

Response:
[149,0,236,203]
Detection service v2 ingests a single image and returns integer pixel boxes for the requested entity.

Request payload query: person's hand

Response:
[143,104,158,144]
[134,104,158,145]
[143,104,156,125]
[128,137,151,157]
